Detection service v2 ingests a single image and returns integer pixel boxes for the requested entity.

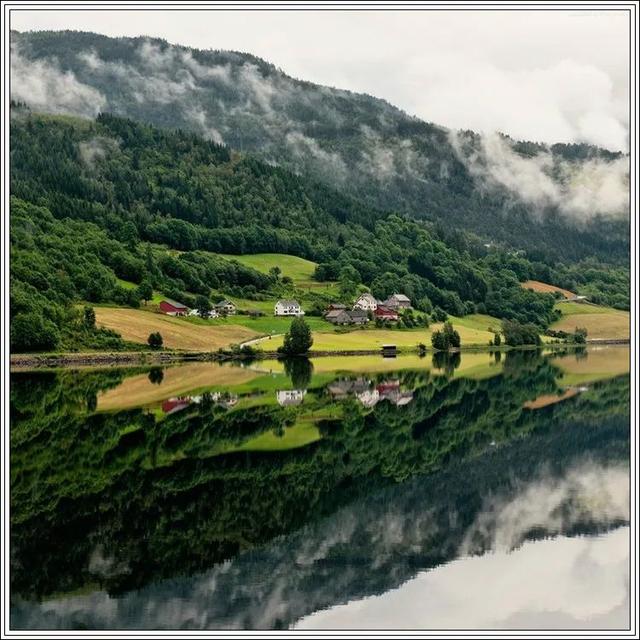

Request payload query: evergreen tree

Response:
[280,317,313,355]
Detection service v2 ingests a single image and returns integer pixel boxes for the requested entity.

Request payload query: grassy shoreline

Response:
[9,340,628,371]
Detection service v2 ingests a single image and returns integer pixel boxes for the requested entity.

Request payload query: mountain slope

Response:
[11,30,630,264]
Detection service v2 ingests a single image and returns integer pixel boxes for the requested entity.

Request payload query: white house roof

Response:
[276,299,301,306]
[390,293,411,302]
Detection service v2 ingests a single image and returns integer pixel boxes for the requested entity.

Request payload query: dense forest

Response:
[11,30,630,264]
[10,109,629,351]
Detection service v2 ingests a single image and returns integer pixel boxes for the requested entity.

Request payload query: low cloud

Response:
[11,45,106,117]
[78,136,119,169]
[452,132,629,219]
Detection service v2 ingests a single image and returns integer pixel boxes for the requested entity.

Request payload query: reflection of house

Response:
[327,378,371,398]
[275,300,304,316]
[353,293,378,311]
[355,388,380,407]
[159,300,189,316]
[376,380,414,406]
[276,389,306,406]
[382,294,412,310]
[161,396,191,414]
[214,299,237,315]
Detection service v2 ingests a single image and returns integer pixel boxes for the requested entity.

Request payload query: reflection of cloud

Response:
[296,527,630,630]
[459,461,629,555]
[11,451,629,631]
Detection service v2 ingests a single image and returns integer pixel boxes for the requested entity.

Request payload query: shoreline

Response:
[9,339,629,370]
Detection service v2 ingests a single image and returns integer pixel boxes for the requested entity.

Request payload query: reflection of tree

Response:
[148,368,164,385]
[283,357,314,389]
[432,351,461,377]
[9,359,630,604]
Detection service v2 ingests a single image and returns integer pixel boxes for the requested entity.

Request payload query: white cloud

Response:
[452,132,629,219]
[11,10,629,151]
[10,45,105,117]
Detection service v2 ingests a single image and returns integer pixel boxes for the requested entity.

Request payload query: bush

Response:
[148,332,163,349]
[11,311,60,352]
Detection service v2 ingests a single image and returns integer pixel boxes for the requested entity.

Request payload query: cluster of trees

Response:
[501,319,542,347]
[9,110,628,351]
[431,321,461,351]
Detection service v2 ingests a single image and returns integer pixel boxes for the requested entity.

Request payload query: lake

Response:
[9,346,630,630]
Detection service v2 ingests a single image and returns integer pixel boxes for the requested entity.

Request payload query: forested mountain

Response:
[11,30,629,264]
[9,108,629,351]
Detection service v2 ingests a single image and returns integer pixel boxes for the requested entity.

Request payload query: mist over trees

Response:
[11,30,630,265]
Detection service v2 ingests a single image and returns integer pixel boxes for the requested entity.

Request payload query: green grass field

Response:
[552,302,629,340]
[115,278,168,305]
[261,319,496,352]
[218,252,339,292]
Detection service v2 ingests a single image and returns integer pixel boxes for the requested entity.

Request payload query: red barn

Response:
[159,300,189,316]
[374,305,398,321]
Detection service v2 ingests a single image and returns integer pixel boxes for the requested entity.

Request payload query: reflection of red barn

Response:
[376,380,400,394]
[159,300,189,316]
[161,397,191,414]
[374,305,398,321]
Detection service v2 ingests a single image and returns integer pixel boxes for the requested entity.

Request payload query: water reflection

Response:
[9,347,630,630]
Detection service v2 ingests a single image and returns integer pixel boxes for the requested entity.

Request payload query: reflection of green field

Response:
[231,419,323,453]
[552,346,629,385]
[257,351,503,380]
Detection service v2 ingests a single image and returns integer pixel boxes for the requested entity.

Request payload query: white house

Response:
[353,292,378,311]
[355,388,380,408]
[274,299,304,316]
[276,389,306,406]
[214,299,236,315]
[188,308,219,319]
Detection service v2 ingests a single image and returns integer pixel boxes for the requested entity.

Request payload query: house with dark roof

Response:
[214,299,237,315]
[382,294,412,310]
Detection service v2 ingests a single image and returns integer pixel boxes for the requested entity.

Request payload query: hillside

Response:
[9,110,628,353]
[11,30,630,264]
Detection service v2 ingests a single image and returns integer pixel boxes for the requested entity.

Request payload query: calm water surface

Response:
[10,346,630,630]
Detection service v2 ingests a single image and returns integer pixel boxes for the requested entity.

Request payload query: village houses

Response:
[324,292,410,325]
[274,299,304,316]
